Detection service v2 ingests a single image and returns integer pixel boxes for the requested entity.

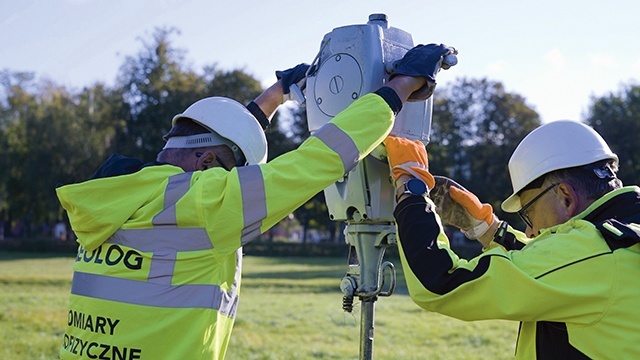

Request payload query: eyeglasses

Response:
[517,183,559,228]
[195,152,233,171]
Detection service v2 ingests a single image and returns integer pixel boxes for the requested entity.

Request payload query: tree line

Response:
[1,27,639,243]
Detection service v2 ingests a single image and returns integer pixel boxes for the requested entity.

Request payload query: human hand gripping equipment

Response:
[276,63,310,104]
[388,43,458,101]
[383,135,435,200]
[429,176,500,247]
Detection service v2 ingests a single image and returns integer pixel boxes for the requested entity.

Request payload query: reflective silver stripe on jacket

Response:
[71,172,241,317]
[313,123,360,173]
[238,165,267,245]
[108,227,212,252]
[71,269,238,315]
[152,172,192,226]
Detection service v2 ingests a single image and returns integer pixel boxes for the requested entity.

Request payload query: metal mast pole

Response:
[340,223,396,360]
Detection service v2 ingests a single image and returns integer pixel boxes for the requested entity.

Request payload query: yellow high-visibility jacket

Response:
[56,91,399,359]
[394,186,640,359]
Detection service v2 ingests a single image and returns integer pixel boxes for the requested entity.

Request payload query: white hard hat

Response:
[168,97,268,165]
[501,120,617,213]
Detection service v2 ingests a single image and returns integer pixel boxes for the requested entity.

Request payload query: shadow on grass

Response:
[244,280,410,296]
[0,277,71,287]
[0,251,75,261]
[242,256,409,296]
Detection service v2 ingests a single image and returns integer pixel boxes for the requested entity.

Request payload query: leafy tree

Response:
[0,71,40,234]
[203,67,263,104]
[430,78,541,223]
[0,73,121,232]
[69,84,130,180]
[584,83,640,184]
[114,27,207,160]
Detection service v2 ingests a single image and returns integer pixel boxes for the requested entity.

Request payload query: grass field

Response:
[0,252,518,359]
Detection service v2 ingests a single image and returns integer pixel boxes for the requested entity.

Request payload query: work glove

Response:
[390,43,458,101]
[383,135,435,190]
[276,63,310,103]
[429,176,498,241]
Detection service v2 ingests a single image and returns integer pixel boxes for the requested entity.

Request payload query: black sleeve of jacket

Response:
[394,196,491,295]
[245,101,270,130]
[89,154,163,180]
[374,87,403,115]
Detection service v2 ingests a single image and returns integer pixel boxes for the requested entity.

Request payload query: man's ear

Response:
[556,183,580,217]
[195,151,216,170]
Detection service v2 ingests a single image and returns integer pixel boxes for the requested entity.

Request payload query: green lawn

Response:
[0,252,518,359]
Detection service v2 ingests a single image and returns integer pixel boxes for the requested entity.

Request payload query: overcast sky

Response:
[2,0,639,123]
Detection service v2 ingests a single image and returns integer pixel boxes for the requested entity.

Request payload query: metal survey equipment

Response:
[294,13,456,359]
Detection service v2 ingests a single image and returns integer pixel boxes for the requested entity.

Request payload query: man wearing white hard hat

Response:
[56,44,457,359]
[385,120,640,358]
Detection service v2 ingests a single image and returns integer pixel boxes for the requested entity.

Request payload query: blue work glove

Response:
[276,63,310,103]
[390,43,458,100]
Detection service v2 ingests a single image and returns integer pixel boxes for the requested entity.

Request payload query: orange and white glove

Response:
[448,185,498,241]
[383,136,435,189]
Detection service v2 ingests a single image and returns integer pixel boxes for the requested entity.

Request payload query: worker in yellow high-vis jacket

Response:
[56,44,457,359]
[385,120,640,359]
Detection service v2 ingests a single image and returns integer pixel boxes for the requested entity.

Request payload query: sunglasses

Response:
[517,183,559,228]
